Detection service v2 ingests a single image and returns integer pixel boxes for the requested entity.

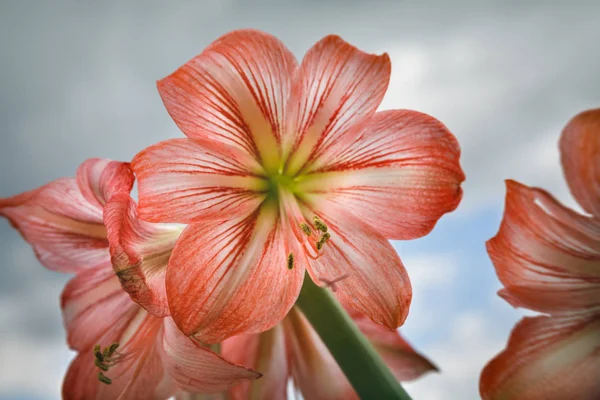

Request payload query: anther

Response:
[98,372,112,385]
[313,216,328,233]
[300,223,312,236]
[287,253,294,270]
[94,358,109,372]
[315,232,331,250]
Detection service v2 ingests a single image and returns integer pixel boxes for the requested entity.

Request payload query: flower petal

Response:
[284,308,357,400]
[284,35,391,175]
[61,266,139,352]
[487,180,600,314]
[559,108,600,217]
[222,326,289,400]
[480,313,600,400]
[76,158,135,209]
[157,29,297,168]
[132,138,266,224]
[104,193,183,317]
[305,209,412,330]
[297,110,464,240]
[348,308,438,381]
[159,318,261,394]
[0,159,133,273]
[62,311,166,400]
[166,206,304,342]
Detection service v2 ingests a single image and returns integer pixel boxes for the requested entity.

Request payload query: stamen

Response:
[313,216,328,233]
[94,358,109,372]
[287,252,294,270]
[315,232,331,250]
[98,372,112,385]
[300,223,312,236]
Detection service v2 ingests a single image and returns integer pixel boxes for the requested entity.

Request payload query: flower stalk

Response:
[295,273,413,400]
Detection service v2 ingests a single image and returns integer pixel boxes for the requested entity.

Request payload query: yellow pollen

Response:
[316,232,331,250]
[313,216,328,233]
[287,253,295,269]
[300,223,312,236]
[98,372,112,385]
[93,342,120,385]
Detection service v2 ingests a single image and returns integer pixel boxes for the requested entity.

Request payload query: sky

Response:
[0,1,599,399]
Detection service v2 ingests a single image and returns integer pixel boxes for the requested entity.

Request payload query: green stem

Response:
[295,273,413,400]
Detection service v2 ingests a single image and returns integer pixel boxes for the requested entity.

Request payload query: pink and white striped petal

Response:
[487,180,600,314]
[222,326,290,400]
[284,308,356,400]
[284,35,391,174]
[305,209,412,330]
[298,110,464,240]
[132,138,266,224]
[159,318,261,394]
[104,193,184,317]
[157,29,297,168]
[480,313,600,400]
[166,206,304,343]
[560,108,600,218]
[76,158,135,209]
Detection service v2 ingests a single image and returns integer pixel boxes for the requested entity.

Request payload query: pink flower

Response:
[0,159,259,399]
[222,307,437,400]
[480,109,600,399]
[132,29,465,343]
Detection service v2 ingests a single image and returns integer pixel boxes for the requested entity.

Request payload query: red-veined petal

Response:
[104,193,183,317]
[157,29,297,168]
[76,158,135,208]
[298,110,464,240]
[305,209,412,330]
[487,180,600,314]
[166,206,304,342]
[62,311,166,400]
[159,318,261,394]
[348,309,438,381]
[132,138,267,224]
[61,266,139,352]
[480,313,600,400]
[559,108,600,217]
[284,35,391,175]
[222,326,290,400]
[284,308,357,400]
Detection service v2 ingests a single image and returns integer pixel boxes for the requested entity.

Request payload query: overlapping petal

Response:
[0,159,133,272]
[559,108,600,217]
[305,209,412,330]
[487,180,600,314]
[166,206,304,342]
[157,29,297,168]
[480,313,600,400]
[284,35,391,174]
[132,139,266,224]
[298,110,464,240]
[104,193,183,316]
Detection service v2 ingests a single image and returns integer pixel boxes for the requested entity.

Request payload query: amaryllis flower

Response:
[481,109,600,399]
[0,159,259,399]
[132,29,465,343]
[221,306,437,400]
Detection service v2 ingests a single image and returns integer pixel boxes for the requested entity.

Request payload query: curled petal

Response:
[76,158,135,209]
[132,139,266,224]
[284,35,391,174]
[159,318,261,394]
[348,309,438,381]
[305,209,412,330]
[487,180,600,314]
[104,193,183,316]
[480,313,600,400]
[166,206,304,342]
[560,108,600,217]
[157,29,297,168]
[298,110,464,240]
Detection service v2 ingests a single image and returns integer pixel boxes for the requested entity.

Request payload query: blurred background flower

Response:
[0,1,599,399]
